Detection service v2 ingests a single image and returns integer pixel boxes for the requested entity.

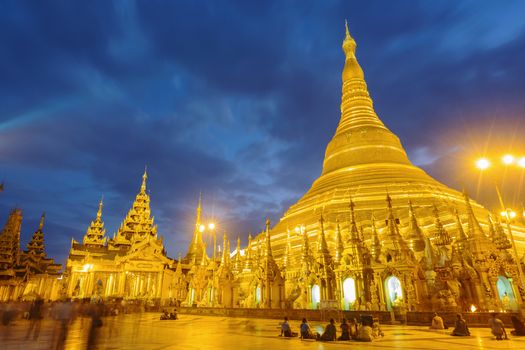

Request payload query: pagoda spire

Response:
[244,233,253,270]
[433,204,451,246]
[370,214,382,261]
[492,215,512,250]
[453,208,468,254]
[463,191,485,238]
[140,166,147,193]
[27,213,46,256]
[334,220,344,265]
[0,209,22,272]
[234,235,242,271]
[284,229,292,268]
[322,22,410,175]
[113,171,158,246]
[265,218,273,258]
[317,215,332,266]
[83,198,106,246]
[185,193,207,263]
[406,201,426,252]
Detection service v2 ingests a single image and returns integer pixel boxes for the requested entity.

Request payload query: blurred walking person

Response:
[25,298,44,340]
[54,299,74,350]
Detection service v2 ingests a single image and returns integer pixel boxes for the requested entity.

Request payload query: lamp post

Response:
[475,155,525,293]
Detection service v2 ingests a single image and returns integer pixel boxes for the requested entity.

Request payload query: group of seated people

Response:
[430,312,525,339]
[280,316,383,342]
[160,308,178,320]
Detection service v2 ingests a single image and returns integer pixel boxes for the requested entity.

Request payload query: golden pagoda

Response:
[176,23,525,314]
[267,22,510,261]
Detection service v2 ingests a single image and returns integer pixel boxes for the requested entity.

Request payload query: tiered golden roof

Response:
[83,198,106,246]
[111,169,158,246]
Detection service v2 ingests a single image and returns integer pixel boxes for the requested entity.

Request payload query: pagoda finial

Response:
[141,167,148,193]
[38,213,45,231]
[97,197,103,220]
[342,19,357,57]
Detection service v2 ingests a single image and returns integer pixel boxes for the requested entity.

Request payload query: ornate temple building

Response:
[64,170,176,301]
[2,25,525,315]
[0,209,62,301]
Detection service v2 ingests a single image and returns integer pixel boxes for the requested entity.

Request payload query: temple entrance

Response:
[342,277,356,310]
[311,284,320,309]
[496,276,517,311]
[255,286,261,306]
[384,276,403,310]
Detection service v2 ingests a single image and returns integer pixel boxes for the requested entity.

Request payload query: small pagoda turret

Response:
[83,198,106,246]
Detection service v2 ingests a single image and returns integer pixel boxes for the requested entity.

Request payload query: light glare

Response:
[199,224,205,232]
[518,157,525,168]
[476,158,490,170]
[502,154,514,165]
[208,223,215,230]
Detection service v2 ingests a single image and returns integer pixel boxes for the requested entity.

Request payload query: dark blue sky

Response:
[1,1,525,264]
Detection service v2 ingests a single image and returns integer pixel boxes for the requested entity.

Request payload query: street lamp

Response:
[476,157,491,170]
[474,155,525,294]
[503,154,515,165]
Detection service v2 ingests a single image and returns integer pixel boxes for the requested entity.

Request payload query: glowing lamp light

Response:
[208,223,215,230]
[470,304,477,312]
[510,211,517,219]
[502,154,514,165]
[476,158,490,170]
[199,224,205,232]
[294,227,300,233]
[518,157,525,168]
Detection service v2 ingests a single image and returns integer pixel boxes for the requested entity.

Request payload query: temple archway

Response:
[255,286,261,306]
[311,284,320,309]
[496,276,517,311]
[342,277,356,310]
[188,288,195,305]
[384,276,403,310]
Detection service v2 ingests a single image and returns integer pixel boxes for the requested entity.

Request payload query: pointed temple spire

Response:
[301,226,311,264]
[265,218,273,258]
[370,214,382,261]
[321,22,411,176]
[83,198,106,246]
[234,235,242,271]
[406,201,426,252]
[284,229,292,268]
[432,204,451,246]
[0,209,22,273]
[334,220,344,265]
[463,191,485,239]
[317,215,332,266]
[113,171,158,246]
[453,208,468,253]
[244,233,253,270]
[141,167,148,193]
[492,215,512,250]
[27,213,46,256]
[185,193,207,263]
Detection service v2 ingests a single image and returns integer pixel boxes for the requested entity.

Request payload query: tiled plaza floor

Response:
[1,313,525,349]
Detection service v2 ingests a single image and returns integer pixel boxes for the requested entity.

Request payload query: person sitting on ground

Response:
[489,313,507,340]
[280,317,297,337]
[318,318,337,341]
[356,323,374,342]
[511,315,525,336]
[338,318,350,340]
[430,312,444,330]
[348,318,359,340]
[451,313,470,336]
[372,318,384,338]
[300,318,317,339]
